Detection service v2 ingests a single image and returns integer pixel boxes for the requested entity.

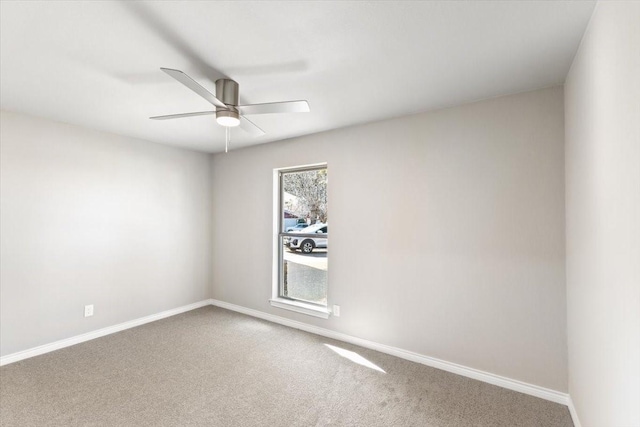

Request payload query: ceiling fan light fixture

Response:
[216,110,240,127]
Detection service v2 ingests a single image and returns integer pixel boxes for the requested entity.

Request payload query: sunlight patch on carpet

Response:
[324,344,386,373]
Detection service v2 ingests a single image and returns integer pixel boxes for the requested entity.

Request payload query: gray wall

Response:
[211,87,567,392]
[565,2,640,426]
[0,110,212,357]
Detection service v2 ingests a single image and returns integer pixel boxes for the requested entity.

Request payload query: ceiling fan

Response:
[150,68,310,151]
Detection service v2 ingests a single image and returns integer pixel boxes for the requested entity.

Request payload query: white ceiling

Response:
[1,1,595,153]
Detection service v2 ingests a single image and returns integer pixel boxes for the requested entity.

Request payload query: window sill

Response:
[269,299,331,319]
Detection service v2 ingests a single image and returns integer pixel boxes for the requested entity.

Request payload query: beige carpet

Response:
[0,306,573,426]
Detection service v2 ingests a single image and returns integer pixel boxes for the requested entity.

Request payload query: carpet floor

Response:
[0,306,573,426]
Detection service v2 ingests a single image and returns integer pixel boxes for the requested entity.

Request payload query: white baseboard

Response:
[0,297,572,410]
[567,396,582,427]
[0,299,212,367]
[210,299,570,406]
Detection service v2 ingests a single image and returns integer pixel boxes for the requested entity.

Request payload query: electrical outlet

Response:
[84,304,94,317]
[332,305,341,317]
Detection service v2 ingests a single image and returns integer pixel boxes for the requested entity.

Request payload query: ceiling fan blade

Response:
[149,111,216,120]
[237,100,310,115]
[161,68,227,108]
[239,115,266,136]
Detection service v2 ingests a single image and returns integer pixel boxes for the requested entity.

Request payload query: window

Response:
[271,165,329,318]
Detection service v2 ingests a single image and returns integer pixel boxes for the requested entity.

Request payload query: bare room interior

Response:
[0,1,638,426]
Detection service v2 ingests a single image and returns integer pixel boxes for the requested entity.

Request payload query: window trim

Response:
[269,298,331,319]
[272,163,330,318]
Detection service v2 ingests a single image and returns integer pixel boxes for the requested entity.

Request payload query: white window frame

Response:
[270,163,331,319]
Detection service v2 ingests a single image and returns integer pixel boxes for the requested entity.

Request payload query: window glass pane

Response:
[279,167,328,305]
[282,168,327,231]
[281,236,328,305]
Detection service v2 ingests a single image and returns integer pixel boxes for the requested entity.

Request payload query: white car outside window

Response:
[286,223,309,232]
[284,223,328,253]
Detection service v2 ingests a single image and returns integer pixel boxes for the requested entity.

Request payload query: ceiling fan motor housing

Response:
[215,79,239,107]
[215,78,240,124]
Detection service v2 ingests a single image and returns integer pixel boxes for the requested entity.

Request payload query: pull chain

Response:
[225,127,230,153]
